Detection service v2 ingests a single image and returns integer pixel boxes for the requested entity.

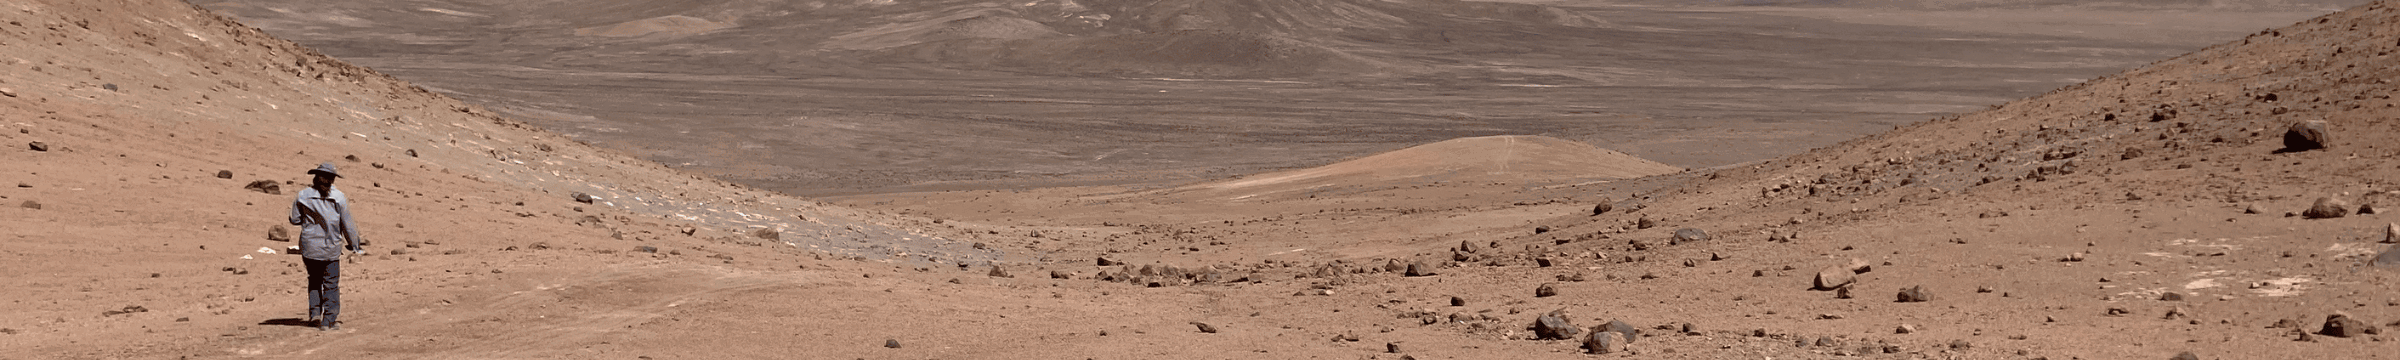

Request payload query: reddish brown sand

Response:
[4,0,2399,359]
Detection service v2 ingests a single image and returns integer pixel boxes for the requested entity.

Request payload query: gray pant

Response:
[304,258,341,329]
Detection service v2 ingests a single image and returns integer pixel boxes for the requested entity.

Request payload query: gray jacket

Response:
[289,185,362,261]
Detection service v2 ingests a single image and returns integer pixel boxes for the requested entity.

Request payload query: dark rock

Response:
[1532,309,1581,340]
[2170,351,2200,360]
[634,246,658,253]
[988,265,1012,278]
[20,201,40,210]
[404,149,418,158]
[1534,226,1551,234]
[1584,330,1627,354]
[1671,228,1710,243]
[2282,120,2330,152]
[1536,283,1559,297]
[1193,322,1219,333]
[1947,339,1971,350]
[2159,292,2184,301]
[571,192,596,204]
[215,170,234,179]
[1815,336,1836,347]
[1897,285,1931,303]
[2165,306,2191,320]
[2362,203,2379,215]
[1097,256,1121,266]
[1384,259,1405,272]
[27,141,48,152]
[1592,203,1613,215]
[1458,240,1478,253]
[1450,296,1465,306]
[1535,257,1556,267]
[884,339,901,348]
[1387,342,1402,353]
[243,180,281,195]
[1835,286,1854,299]
[1404,262,1435,277]
[1680,322,1699,335]
[1636,217,1658,229]
[2319,313,2378,337]
[2304,197,2351,219]
[1600,319,1641,343]
[751,228,779,241]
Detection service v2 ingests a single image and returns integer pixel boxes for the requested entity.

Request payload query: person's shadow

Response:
[258,318,317,327]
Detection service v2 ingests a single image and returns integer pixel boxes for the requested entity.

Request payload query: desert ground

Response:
[4,0,2399,359]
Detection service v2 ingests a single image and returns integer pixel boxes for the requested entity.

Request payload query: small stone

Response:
[2064,251,2087,262]
[2164,307,2190,320]
[2305,197,2351,219]
[1947,339,1972,350]
[0,88,16,97]
[1535,283,1559,297]
[1193,322,1219,333]
[1680,322,1699,335]
[405,149,418,158]
[1672,228,1709,243]
[1896,324,1918,334]
[27,141,48,152]
[2282,119,2330,151]
[884,339,901,348]
[243,180,281,195]
[1897,285,1931,303]
[2160,292,2184,301]
[1387,342,1403,353]
[634,246,657,253]
[987,265,1012,278]
[1592,203,1613,215]
[1404,262,1435,277]
[751,228,779,241]
[1600,319,1641,343]
[2362,203,2380,215]
[2385,223,2399,244]
[2171,351,2201,360]
[1835,286,1854,299]
[1450,296,1465,306]
[1534,225,1551,234]
[215,170,234,179]
[2245,204,2265,214]
[20,201,39,210]
[571,192,596,204]
[1097,256,1121,266]
[1636,217,1658,229]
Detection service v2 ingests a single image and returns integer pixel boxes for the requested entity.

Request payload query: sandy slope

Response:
[5,0,2400,359]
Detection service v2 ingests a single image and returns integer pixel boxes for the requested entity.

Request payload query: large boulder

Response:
[2283,120,2330,152]
[1532,309,1581,340]
[1583,330,1627,354]
[2304,197,2351,219]
[1592,203,1614,216]
[2318,313,2380,338]
[1599,319,1641,343]
[1815,267,1856,290]
[1404,261,1436,277]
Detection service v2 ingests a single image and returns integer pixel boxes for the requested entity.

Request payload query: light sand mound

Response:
[1187,135,1679,197]
[574,15,731,38]
[824,8,1063,50]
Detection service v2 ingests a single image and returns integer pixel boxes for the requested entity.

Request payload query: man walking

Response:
[290,162,363,331]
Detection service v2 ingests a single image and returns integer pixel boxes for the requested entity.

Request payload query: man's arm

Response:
[335,192,362,252]
[288,190,307,226]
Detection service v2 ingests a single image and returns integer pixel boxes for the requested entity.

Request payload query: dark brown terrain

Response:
[3,0,2398,359]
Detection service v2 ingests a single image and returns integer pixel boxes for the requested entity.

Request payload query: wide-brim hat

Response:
[307,162,341,177]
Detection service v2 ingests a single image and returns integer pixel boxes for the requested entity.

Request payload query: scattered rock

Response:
[1671,228,1709,243]
[1097,256,1122,266]
[1535,257,1557,267]
[1679,322,1699,335]
[987,265,1012,278]
[243,180,281,195]
[2304,197,2351,219]
[2282,119,2330,152]
[100,305,148,316]
[1193,322,1219,333]
[1592,203,1613,216]
[635,246,658,253]
[1450,296,1465,307]
[1404,262,1435,277]
[1599,319,1641,343]
[1845,258,1872,273]
[1636,217,1658,229]
[1584,330,1627,354]
[2064,251,2087,262]
[2319,313,2379,338]
[1947,339,1971,350]
[2171,351,2201,360]
[884,339,901,348]
[1386,342,1402,353]
[571,192,596,204]
[0,88,15,97]
[751,228,779,241]
[405,149,418,158]
[1835,285,1854,299]
[1384,259,1406,272]
[2159,292,2184,301]
[215,170,234,179]
[2245,204,2265,214]
[1532,309,1581,340]
[2386,223,2399,244]
[2362,203,2380,215]
[20,201,39,210]
[1535,283,1559,297]
[27,141,48,152]
[1534,226,1551,234]
[1896,324,1918,334]
[1814,267,1856,290]
[1897,285,1930,303]
[2164,307,2190,320]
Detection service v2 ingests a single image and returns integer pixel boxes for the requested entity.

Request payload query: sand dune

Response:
[1192,135,1677,195]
